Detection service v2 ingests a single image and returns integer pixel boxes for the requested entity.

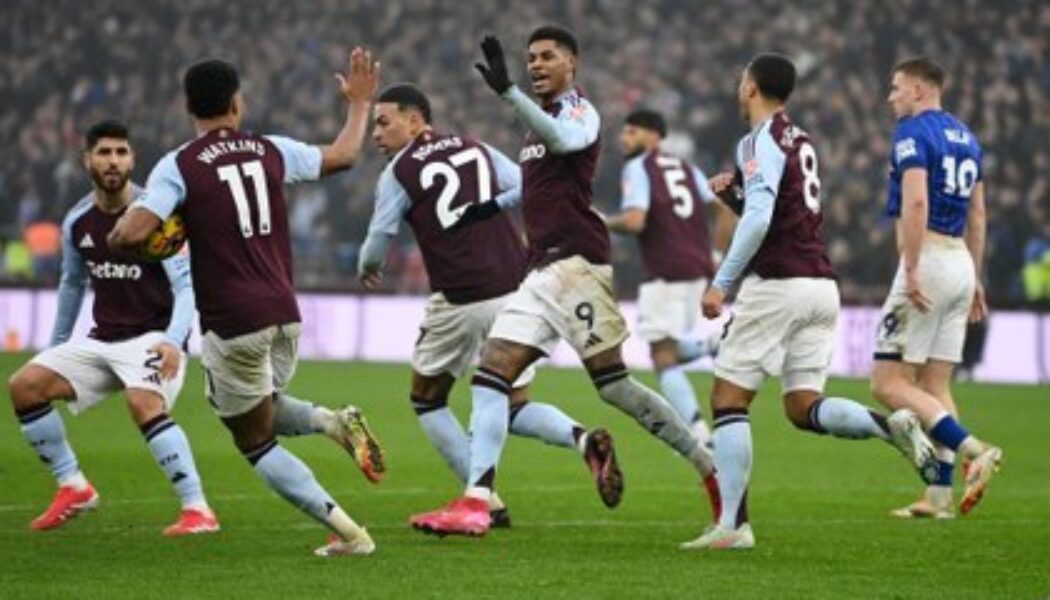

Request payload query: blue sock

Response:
[245,439,336,524]
[658,367,700,424]
[928,414,970,451]
[272,393,326,437]
[412,395,470,482]
[141,415,208,509]
[508,400,581,448]
[933,446,955,486]
[712,408,752,529]
[467,368,512,493]
[18,404,81,485]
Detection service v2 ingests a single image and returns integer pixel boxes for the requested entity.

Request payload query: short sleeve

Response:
[266,135,323,184]
[620,156,651,211]
[891,121,929,172]
[368,165,411,236]
[742,127,787,199]
[135,152,186,220]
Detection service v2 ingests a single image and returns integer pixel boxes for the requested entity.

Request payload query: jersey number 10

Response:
[941,156,978,198]
[217,160,272,238]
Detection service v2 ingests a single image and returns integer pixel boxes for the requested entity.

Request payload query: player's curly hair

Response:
[183,59,241,119]
[625,109,667,138]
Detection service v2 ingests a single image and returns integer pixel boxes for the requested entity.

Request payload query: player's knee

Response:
[125,391,165,425]
[649,340,678,371]
[478,338,529,382]
[8,369,44,409]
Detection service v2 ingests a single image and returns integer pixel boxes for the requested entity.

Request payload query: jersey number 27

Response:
[421,148,493,230]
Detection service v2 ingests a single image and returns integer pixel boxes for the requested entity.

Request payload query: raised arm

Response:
[474,36,598,155]
[318,47,381,176]
[108,153,182,251]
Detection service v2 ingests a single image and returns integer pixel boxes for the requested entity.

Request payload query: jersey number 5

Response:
[421,148,493,230]
[655,156,694,219]
[217,160,272,238]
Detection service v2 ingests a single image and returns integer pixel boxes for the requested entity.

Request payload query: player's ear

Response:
[81,150,91,172]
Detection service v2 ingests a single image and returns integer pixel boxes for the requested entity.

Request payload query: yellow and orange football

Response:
[140,213,187,261]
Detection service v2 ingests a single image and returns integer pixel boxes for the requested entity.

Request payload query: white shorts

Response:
[489,255,629,360]
[201,323,300,418]
[875,240,975,364]
[413,291,536,387]
[637,278,706,342]
[30,331,186,415]
[714,275,839,394]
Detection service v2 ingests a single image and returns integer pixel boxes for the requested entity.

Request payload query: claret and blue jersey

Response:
[886,109,983,237]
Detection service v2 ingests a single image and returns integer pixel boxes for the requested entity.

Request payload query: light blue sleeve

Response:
[135,152,186,220]
[483,143,522,210]
[265,135,323,184]
[50,211,89,346]
[367,166,410,236]
[691,165,716,203]
[620,156,651,211]
[161,253,195,347]
[358,165,410,275]
[502,86,600,155]
[712,130,785,291]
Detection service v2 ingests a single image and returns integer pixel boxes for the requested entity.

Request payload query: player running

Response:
[8,120,217,536]
[604,109,725,447]
[359,83,624,526]
[871,57,1002,518]
[109,50,385,557]
[680,54,938,550]
[410,26,720,538]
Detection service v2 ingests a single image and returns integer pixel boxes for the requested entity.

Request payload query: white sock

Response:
[812,397,890,440]
[412,397,470,482]
[658,367,701,425]
[508,401,580,448]
[712,410,752,529]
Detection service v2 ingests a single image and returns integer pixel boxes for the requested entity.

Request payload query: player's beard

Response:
[91,168,131,195]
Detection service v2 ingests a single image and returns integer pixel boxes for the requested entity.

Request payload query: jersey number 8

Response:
[799,142,821,214]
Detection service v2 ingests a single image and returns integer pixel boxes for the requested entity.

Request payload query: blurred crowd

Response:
[1,0,1048,304]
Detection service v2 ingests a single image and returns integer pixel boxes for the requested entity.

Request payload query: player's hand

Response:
[475,35,512,95]
[450,201,501,231]
[701,286,726,319]
[336,47,381,104]
[904,268,933,313]
[359,269,383,290]
[149,341,181,381]
[708,172,735,196]
[969,281,988,323]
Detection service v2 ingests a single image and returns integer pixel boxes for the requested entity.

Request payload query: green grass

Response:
[0,354,1047,599]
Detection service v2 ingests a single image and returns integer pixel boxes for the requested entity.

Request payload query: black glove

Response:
[450,201,501,231]
[475,35,512,94]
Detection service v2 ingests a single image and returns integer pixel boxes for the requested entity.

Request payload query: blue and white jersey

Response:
[886,110,983,237]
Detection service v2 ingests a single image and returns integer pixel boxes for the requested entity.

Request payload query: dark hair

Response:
[747,53,796,103]
[528,25,578,55]
[625,109,667,138]
[377,84,432,124]
[84,119,130,150]
[893,56,946,88]
[183,59,240,119]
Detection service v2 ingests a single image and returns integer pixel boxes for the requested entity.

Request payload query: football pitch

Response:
[0,354,1047,599]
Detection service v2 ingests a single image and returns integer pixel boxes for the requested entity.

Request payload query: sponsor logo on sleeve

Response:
[895,138,917,163]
